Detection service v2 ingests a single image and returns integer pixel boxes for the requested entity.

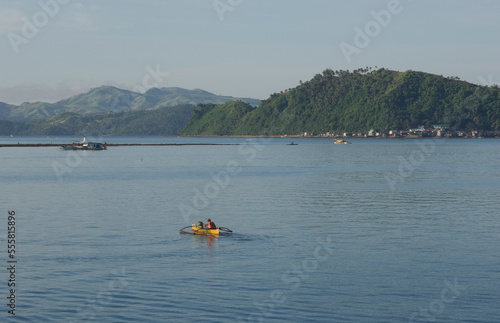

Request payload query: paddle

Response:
[179,226,192,234]
[179,223,232,234]
[179,226,206,235]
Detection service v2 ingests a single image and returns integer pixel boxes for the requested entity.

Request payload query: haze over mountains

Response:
[1,68,499,137]
[0,86,261,121]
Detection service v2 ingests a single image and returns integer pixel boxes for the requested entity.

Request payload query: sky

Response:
[1,0,500,105]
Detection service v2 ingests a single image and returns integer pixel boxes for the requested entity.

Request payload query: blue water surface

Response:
[0,136,499,322]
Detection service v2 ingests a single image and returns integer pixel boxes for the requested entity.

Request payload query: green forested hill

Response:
[1,104,196,136]
[3,68,500,136]
[2,86,260,121]
[181,101,255,136]
[0,102,15,119]
[0,85,261,135]
[180,68,500,136]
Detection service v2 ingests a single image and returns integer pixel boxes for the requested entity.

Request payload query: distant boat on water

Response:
[333,139,351,144]
[60,138,107,150]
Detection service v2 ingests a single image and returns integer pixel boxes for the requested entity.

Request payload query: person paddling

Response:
[205,219,216,229]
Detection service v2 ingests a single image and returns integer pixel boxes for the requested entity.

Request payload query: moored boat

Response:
[61,137,107,150]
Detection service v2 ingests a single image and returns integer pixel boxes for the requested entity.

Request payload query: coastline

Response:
[0,137,496,148]
[0,143,240,148]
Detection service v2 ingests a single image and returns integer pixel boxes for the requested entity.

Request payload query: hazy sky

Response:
[1,0,500,104]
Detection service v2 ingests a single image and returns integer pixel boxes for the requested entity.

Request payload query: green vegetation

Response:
[180,68,500,135]
[0,105,196,136]
[2,68,500,136]
[181,101,255,136]
[1,86,260,121]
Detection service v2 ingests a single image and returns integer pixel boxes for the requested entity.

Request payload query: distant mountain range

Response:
[2,68,499,137]
[0,86,261,121]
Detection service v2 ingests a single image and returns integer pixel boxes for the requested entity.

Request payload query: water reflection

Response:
[190,233,219,248]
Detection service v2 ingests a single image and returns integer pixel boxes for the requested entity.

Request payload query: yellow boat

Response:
[191,225,219,236]
[179,224,232,236]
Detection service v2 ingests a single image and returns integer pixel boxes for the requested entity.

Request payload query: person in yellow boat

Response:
[205,219,216,229]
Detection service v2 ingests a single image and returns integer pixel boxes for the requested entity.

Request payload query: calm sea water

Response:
[1,136,499,322]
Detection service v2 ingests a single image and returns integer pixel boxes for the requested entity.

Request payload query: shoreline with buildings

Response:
[300,126,500,139]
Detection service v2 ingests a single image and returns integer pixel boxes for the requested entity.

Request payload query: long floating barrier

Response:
[0,143,240,148]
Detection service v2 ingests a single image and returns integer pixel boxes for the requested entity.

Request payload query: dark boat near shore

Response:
[61,138,107,150]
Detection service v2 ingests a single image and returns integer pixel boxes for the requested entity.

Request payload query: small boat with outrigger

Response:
[179,219,232,236]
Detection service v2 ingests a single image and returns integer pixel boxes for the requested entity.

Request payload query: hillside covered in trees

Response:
[181,68,500,136]
[2,68,499,136]
[0,104,196,136]
[0,86,259,136]
[0,86,260,121]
